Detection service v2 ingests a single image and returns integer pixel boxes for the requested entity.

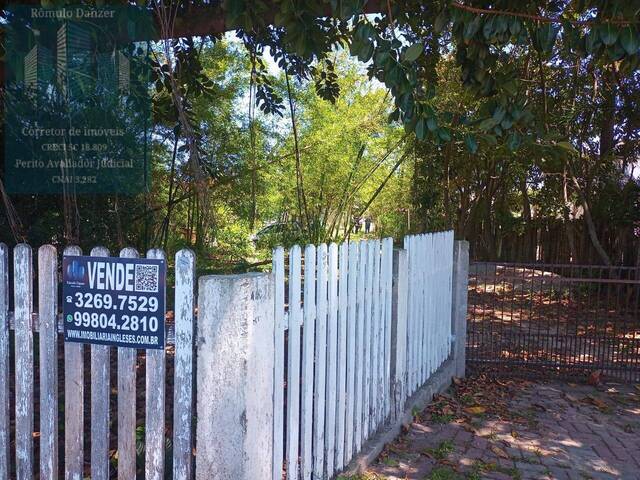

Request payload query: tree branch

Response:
[450,2,639,26]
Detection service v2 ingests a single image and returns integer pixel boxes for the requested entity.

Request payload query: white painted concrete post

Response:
[451,241,469,378]
[390,249,408,420]
[195,272,275,480]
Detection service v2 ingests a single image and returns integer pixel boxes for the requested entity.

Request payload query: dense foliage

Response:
[1,0,639,268]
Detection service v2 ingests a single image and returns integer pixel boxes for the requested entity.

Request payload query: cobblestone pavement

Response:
[363,378,640,480]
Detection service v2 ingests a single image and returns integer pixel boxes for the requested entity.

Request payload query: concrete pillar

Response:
[390,248,408,420]
[451,241,470,378]
[196,273,274,480]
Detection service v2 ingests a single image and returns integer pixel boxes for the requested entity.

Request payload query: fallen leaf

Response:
[588,369,603,386]
[564,393,579,403]
[510,430,519,439]
[491,446,510,459]
[464,405,486,415]
[389,443,407,454]
[585,395,608,410]
[532,403,547,411]
[442,405,454,415]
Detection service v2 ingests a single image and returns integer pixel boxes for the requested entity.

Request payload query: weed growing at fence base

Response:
[423,440,454,460]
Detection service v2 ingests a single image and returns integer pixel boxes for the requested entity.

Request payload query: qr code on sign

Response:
[135,264,159,293]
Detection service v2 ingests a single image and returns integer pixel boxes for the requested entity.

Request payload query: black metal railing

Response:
[467,262,640,382]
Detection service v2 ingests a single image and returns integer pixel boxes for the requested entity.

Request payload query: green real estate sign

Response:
[4,5,153,194]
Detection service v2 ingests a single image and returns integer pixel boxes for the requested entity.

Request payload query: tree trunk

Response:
[574,178,611,266]
[599,70,616,160]
[567,158,612,266]
[562,166,578,262]
[519,177,533,261]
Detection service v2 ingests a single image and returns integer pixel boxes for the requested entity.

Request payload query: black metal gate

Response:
[467,262,640,382]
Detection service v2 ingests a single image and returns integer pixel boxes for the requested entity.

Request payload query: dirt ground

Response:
[355,373,640,480]
[467,263,640,383]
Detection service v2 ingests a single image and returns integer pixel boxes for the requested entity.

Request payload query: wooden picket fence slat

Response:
[312,244,328,477]
[354,243,366,452]
[419,236,425,382]
[39,245,58,479]
[334,242,348,472]
[117,247,139,480]
[63,245,84,480]
[145,248,167,480]
[300,244,315,480]
[435,236,440,369]
[286,245,302,480]
[422,235,429,381]
[382,237,393,420]
[344,241,358,464]
[403,235,413,395]
[324,243,338,478]
[173,248,195,480]
[15,243,33,480]
[272,247,286,480]
[362,241,373,442]
[0,244,9,480]
[371,239,380,432]
[90,246,111,480]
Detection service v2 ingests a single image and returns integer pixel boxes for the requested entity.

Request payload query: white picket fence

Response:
[404,231,455,398]
[0,230,456,480]
[0,244,195,480]
[272,231,455,480]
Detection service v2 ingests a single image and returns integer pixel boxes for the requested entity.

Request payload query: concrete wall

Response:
[195,273,274,480]
[452,241,470,378]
